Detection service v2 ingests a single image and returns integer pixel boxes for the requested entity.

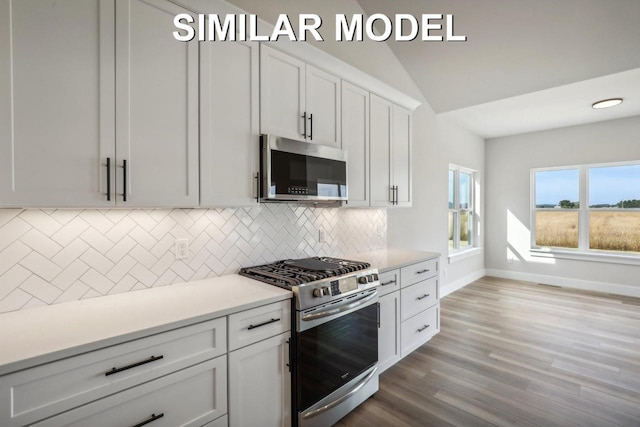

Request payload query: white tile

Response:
[51,216,90,246]
[22,297,47,310]
[0,209,22,228]
[131,282,148,291]
[49,210,81,225]
[80,227,115,253]
[0,265,31,300]
[19,251,63,282]
[79,249,115,275]
[106,255,137,283]
[129,246,157,269]
[128,264,157,287]
[151,251,175,276]
[0,217,31,252]
[0,289,32,313]
[51,239,90,269]
[20,275,62,304]
[170,261,194,281]
[150,234,174,258]
[104,216,136,243]
[105,236,137,263]
[154,269,178,287]
[54,282,90,304]
[52,260,90,291]
[0,241,32,276]
[108,275,137,295]
[18,210,62,234]
[80,268,115,295]
[81,288,102,300]
[79,210,114,234]
[20,228,63,258]
[128,226,158,251]
[128,210,158,231]
[150,215,177,240]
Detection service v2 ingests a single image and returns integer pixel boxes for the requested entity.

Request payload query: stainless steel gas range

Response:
[240,257,380,427]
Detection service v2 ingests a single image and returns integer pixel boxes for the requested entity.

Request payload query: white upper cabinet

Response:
[115,0,199,207]
[0,0,115,207]
[306,65,341,148]
[260,45,341,148]
[341,82,369,207]
[393,104,412,207]
[370,94,393,207]
[369,94,412,207]
[260,45,306,141]
[200,37,260,207]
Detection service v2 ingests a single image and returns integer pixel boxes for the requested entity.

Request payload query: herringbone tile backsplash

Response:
[0,206,386,313]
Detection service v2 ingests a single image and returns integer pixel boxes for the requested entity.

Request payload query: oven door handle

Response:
[302,366,377,420]
[301,291,377,322]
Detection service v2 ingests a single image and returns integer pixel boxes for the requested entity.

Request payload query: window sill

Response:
[530,248,640,266]
[448,247,483,264]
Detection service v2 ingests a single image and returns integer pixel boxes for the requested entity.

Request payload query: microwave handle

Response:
[255,172,260,203]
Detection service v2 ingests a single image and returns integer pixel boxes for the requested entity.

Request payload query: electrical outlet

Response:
[318,229,325,243]
[175,238,189,260]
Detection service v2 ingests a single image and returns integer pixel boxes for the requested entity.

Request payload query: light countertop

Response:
[346,248,440,272]
[0,274,291,375]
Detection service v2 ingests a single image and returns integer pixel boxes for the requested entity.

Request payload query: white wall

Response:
[485,115,640,296]
[388,112,485,295]
[227,0,487,294]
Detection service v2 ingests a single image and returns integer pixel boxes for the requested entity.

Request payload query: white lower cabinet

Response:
[378,291,401,374]
[378,257,441,368]
[229,332,292,427]
[33,356,227,427]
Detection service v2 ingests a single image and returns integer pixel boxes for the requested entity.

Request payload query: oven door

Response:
[296,291,378,413]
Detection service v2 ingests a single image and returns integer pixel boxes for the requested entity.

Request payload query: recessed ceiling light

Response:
[592,98,623,109]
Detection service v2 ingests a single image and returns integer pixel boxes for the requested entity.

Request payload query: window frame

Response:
[449,164,477,255]
[530,160,640,263]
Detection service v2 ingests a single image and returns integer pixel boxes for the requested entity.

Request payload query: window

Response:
[449,165,476,252]
[532,161,640,256]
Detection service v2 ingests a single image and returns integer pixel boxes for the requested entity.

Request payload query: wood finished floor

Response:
[336,276,640,427]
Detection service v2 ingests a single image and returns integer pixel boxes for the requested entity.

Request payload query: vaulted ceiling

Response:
[358,0,640,137]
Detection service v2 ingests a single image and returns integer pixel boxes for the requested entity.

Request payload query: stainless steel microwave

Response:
[260,135,348,203]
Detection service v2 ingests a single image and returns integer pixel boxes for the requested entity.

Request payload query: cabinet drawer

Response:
[400,276,438,321]
[33,356,227,427]
[228,300,291,351]
[0,317,226,427]
[377,269,400,297]
[400,258,438,287]
[401,304,439,357]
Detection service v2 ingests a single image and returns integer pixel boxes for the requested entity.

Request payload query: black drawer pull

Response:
[416,269,430,274]
[381,280,396,286]
[416,294,430,301]
[105,355,164,376]
[248,318,280,330]
[131,413,164,427]
[417,324,430,333]
[106,157,111,201]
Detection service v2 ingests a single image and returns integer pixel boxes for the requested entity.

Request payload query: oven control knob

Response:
[368,275,375,282]
[358,276,367,285]
[312,288,323,298]
[322,286,331,296]
[372,273,379,281]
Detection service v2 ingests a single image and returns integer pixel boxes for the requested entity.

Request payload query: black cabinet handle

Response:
[122,159,128,202]
[416,269,430,274]
[248,318,280,330]
[389,186,394,204]
[105,355,163,376]
[308,113,313,140]
[131,413,164,427]
[302,112,307,137]
[286,338,291,372]
[106,157,111,201]
[381,280,396,286]
[417,324,430,333]
[416,294,430,300]
[255,172,260,203]
[395,186,399,205]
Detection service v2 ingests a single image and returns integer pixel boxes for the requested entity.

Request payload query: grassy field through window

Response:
[535,211,640,252]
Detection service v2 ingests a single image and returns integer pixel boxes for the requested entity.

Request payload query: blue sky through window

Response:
[535,169,579,206]
[589,165,640,206]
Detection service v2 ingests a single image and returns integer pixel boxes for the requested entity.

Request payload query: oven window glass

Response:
[271,150,346,197]
[297,303,378,410]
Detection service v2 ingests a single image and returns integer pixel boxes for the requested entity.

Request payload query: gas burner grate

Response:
[239,257,371,289]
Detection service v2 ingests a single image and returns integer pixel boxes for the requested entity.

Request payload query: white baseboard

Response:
[441,269,486,298]
[485,269,640,299]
